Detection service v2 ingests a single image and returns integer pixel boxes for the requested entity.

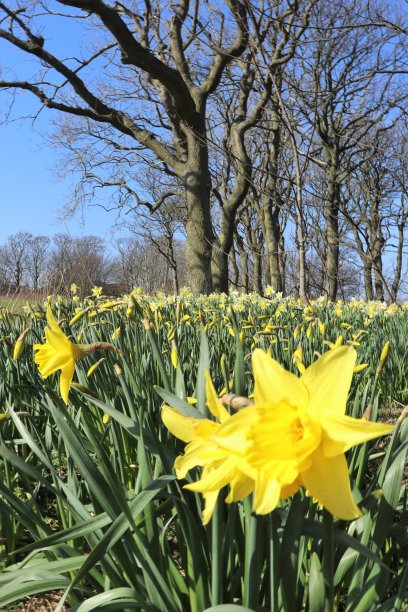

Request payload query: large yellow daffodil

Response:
[34,308,85,404]
[163,346,393,523]
[247,346,393,519]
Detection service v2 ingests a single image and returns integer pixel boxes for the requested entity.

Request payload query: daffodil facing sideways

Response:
[34,307,119,404]
[162,373,256,524]
[162,346,394,524]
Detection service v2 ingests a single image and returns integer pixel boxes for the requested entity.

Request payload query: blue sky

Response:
[0,8,122,246]
[0,118,121,244]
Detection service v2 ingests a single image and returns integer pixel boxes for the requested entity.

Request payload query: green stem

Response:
[322,509,334,612]
[211,494,223,605]
[269,512,279,612]
[243,498,262,609]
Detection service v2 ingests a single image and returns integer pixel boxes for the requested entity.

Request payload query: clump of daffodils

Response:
[163,346,393,524]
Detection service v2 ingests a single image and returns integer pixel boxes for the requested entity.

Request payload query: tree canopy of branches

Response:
[0,0,407,298]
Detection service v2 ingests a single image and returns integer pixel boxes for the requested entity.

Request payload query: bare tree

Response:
[112,234,186,293]
[343,125,408,301]
[291,0,407,299]
[0,0,253,293]
[27,235,50,291]
[47,234,111,293]
[0,231,32,291]
[122,198,186,294]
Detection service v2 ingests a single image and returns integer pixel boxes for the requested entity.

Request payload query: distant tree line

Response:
[0,0,407,299]
[0,232,187,296]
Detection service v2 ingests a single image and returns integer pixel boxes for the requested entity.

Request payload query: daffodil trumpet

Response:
[163,346,393,524]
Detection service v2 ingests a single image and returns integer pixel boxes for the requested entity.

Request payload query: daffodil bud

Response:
[13,328,30,361]
[379,341,390,365]
[171,341,178,369]
[69,308,90,325]
[353,363,368,373]
[87,358,105,378]
[113,363,122,377]
[111,327,121,340]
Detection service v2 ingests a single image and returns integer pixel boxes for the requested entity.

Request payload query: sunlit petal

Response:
[302,346,356,415]
[252,349,308,408]
[161,406,199,443]
[205,371,230,423]
[301,447,362,520]
[253,471,281,515]
[202,490,219,525]
[322,415,394,457]
[60,362,76,405]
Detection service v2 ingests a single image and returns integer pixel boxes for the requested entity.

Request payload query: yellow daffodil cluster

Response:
[163,346,393,524]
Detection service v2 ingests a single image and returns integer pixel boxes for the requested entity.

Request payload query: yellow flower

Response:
[247,347,393,519]
[162,373,255,524]
[91,286,103,297]
[164,347,394,523]
[292,345,305,375]
[34,308,85,404]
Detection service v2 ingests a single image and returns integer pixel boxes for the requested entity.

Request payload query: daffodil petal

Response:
[253,472,281,515]
[60,362,76,404]
[161,406,199,443]
[301,447,362,520]
[252,349,308,408]
[46,307,61,332]
[280,479,301,500]
[205,371,230,423]
[225,472,254,503]
[302,346,356,415]
[202,490,219,525]
[322,415,394,457]
[214,406,257,454]
[45,327,71,352]
[185,458,238,493]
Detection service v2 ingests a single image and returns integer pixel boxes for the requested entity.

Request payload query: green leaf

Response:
[71,587,161,611]
[196,327,210,415]
[308,553,326,612]
[154,386,205,418]
[203,606,255,612]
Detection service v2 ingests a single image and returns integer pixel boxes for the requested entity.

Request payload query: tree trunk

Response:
[370,219,385,302]
[184,121,214,294]
[391,221,404,301]
[373,251,384,301]
[235,232,249,293]
[325,163,340,301]
[253,251,262,294]
[363,262,374,301]
[264,206,283,292]
[230,245,239,289]
[296,212,307,301]
[279,235,286,295]
[211,208,234,293]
